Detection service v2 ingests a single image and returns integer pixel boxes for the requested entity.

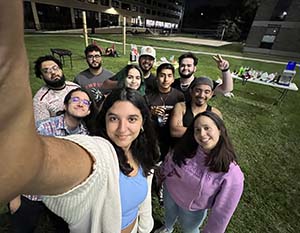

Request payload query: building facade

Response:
[244,0,300,58]
[24,0,184,31]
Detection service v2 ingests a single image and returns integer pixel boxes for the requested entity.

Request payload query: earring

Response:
[140,126,144,133]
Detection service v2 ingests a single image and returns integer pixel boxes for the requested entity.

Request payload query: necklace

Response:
[159,92,170,106]
[180,77,194,91]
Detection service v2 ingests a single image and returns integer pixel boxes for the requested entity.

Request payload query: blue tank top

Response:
[119,167,148,229]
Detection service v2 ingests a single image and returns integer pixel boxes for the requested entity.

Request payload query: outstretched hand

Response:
[212,54,230,71]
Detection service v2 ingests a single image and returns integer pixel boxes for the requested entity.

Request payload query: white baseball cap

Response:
[140,46,156,60]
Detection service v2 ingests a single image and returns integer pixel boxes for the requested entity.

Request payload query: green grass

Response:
[1,34,299,233]
[92,33,245,56]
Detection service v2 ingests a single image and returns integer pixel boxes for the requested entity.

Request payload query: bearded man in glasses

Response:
[33,55,79,123]
[74,44,114,110]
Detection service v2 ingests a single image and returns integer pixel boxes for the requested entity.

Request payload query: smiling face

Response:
[157,68,175,93]
[139,55,154,74]
[105,100,143,152]
[190,84,213,106]
[66,91,91,118]
[125,68,142,90]
[179,57,197,79]
[194,115,220,153]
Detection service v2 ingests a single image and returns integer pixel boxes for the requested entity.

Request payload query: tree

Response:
[237,0,261,39]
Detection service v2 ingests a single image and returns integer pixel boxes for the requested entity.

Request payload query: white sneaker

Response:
[154,226,172,233]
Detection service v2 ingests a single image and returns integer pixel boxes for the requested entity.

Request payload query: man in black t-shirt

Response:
[145,63,184,161]
[172,52,233,101]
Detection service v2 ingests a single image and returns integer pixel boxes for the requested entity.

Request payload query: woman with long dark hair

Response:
[155,111,244,233]
[118,64,144,94]
[91,88,160,232]
[93,88,159,176]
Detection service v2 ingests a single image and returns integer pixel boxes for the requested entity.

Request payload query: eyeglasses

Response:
[70,96,92,107]
[41,65,60,74]
[87,54,101,60]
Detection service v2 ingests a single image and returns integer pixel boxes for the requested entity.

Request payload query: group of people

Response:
[1,1,244,233]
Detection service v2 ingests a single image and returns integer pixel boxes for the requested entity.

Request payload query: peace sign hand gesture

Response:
[212,54,230,71]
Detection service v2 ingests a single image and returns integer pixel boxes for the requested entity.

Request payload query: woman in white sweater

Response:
[0,1,159,232]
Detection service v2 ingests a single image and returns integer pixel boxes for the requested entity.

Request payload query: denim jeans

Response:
[163,185,207,233]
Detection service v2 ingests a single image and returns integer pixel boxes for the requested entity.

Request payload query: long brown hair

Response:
[173,111,237,173]
[92,88,159,176]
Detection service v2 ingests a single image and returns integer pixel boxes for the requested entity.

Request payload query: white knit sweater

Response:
[42,135,154,233]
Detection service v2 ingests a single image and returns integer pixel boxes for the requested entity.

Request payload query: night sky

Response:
[182,0,256,40]
[185,0,231,8]
[185,0,210,8]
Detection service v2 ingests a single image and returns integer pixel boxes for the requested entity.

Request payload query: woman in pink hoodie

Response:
[155,111,244,233]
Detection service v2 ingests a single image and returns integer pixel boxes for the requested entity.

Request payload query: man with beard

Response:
[138,46,157,94]
[74,44,114,108]
[33,55,79,123]
[102,46,157,95]
[170,77,222,140]
[172,52,233,101]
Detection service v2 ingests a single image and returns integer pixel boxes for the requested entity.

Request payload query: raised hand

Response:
[212,54,230,71]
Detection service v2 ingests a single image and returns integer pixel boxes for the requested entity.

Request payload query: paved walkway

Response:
[150,37,232,47]
[88,36,290,66]
[25,33,292,66]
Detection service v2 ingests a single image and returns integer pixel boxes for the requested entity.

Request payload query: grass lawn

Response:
[0,34,299,233]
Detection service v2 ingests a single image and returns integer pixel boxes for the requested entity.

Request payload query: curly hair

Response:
[91,88,160,176]
[34,55,63,78]
[173,111,237,172]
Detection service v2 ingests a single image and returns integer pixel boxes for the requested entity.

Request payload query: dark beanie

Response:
[190,76,214,90]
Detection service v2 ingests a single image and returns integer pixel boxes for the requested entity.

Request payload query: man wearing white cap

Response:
[102,46,157,94]
[138,46,157,94]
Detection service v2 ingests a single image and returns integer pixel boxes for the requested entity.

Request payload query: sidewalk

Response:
[150,37,232,47]
[88,36,290,66]
[25,33,292,66]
